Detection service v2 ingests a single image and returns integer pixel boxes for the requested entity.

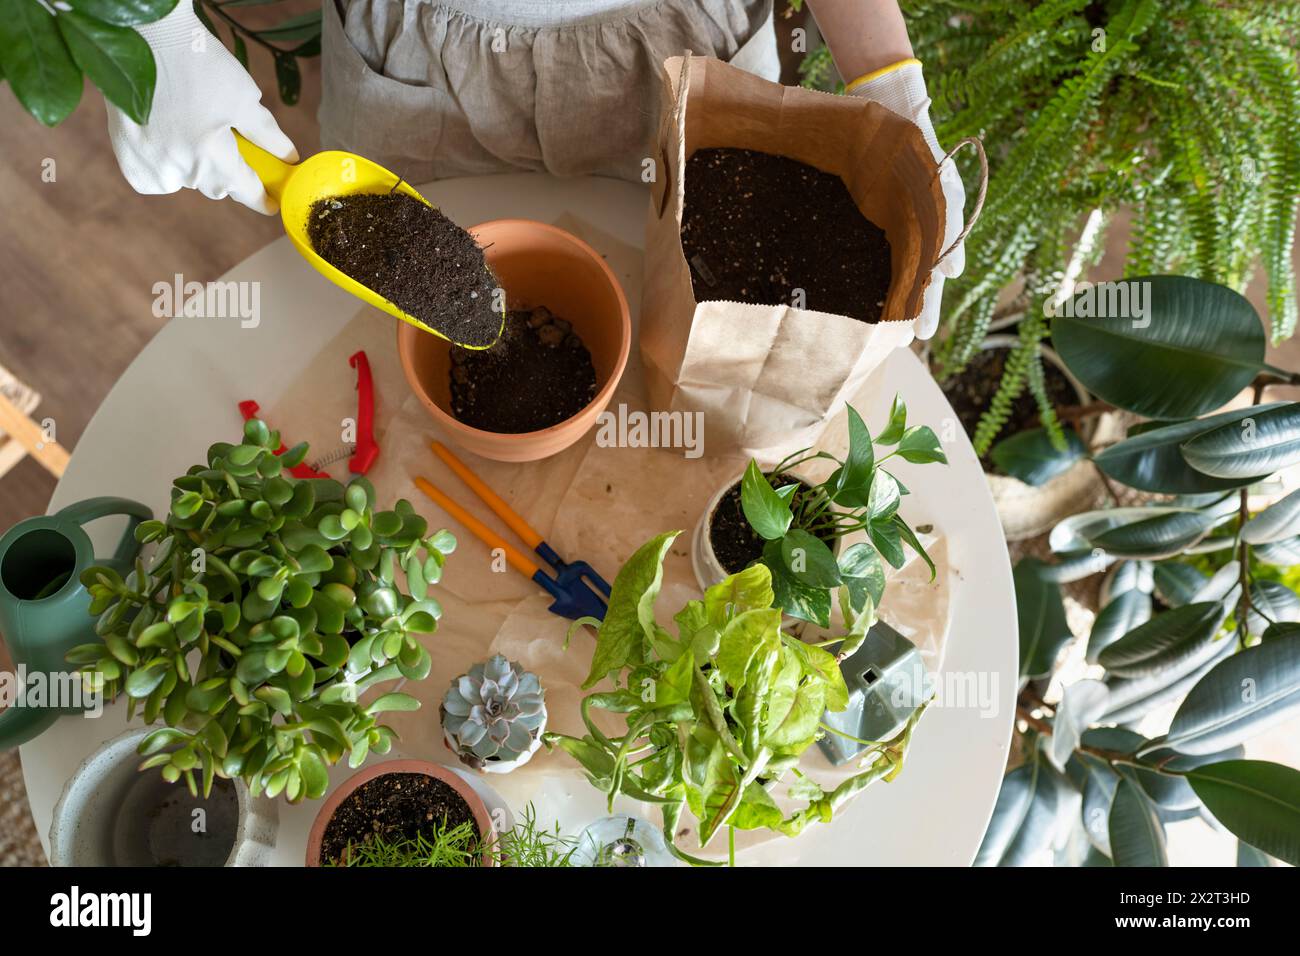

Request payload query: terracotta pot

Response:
[397,219,631,462]
[306,759,496,867]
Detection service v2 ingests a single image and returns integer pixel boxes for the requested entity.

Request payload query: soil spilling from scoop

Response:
[450,305,598,433]
[709,476,832,575]
[320,772,478,866]
[307,192,501,348]
[681,147,892,322]
[942,346,1078,470]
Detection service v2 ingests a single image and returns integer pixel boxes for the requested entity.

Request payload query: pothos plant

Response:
[980,276,1300,867]
[739,398,945,635]
[69,418,456,803]
[546,532,927,867]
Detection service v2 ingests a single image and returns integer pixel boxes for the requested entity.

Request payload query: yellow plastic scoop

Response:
[235,132,503,348]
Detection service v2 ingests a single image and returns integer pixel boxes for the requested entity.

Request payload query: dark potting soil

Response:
[680,148,892,323]
[319,772,478,866]
[942,346,1078,469]
[450,305,598,433]
[306,192,501,348]
[710,476,833,575]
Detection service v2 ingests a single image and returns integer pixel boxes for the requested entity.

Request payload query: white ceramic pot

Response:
[691,474,840,620]
[443,717,546,774]
[977,335,1110,542]
[49,728,278,867]
[691,475,741,592]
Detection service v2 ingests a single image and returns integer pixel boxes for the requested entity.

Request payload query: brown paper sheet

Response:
[267,213,950,859]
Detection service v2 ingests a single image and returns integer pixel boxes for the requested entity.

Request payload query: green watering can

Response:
[0,497,152,749]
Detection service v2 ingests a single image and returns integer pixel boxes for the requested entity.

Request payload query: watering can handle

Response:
[234,130,294,203]
[56,497,153,567]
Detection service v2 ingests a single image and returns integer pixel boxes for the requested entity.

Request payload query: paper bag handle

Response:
[932,136,988,271]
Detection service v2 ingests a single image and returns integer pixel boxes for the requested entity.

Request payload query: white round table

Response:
[23,174,1016,865]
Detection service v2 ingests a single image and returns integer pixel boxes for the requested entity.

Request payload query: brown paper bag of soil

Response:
[641,55,947,462]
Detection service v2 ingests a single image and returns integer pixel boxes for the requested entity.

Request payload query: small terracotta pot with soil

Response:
[306,760,496,867]
[941,334,1110,541]
[399,220,631,462]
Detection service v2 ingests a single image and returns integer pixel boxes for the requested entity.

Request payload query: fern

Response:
[794,0,1299,443]
[878,0,1300,435]
[797,43,839,93]
[971,326,1032,457]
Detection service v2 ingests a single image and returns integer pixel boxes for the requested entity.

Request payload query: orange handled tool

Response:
[412,477,538,578]
[415,441,611,621]
[430,441,543,551]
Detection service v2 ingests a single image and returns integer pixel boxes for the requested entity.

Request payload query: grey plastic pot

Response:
[49,728,278,867]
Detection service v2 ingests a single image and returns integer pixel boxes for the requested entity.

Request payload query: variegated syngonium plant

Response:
[545,532,928,866]
[69,418,457,803]
[441,655,548,770]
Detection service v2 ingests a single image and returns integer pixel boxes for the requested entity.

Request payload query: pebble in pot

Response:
[441,655,547,774]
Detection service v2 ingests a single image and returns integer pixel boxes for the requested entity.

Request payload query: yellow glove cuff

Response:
[844,57,921,93]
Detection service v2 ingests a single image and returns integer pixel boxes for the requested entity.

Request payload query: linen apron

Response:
[318,0,781,182]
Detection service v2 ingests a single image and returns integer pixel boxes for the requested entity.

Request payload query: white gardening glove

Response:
[106,2,297,214]
[849,60,966,339]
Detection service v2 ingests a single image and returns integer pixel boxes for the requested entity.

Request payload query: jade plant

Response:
[982,276,1300,867]
[69,418,456,802]
[739,400,945,634]
[547,532,927,866]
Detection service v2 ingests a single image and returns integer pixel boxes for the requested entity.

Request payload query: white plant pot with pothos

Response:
[441,655,548,774]
[691,471,841,594]
[49,728,278,867]
[963,335,1112,542]
[692,475,742,592]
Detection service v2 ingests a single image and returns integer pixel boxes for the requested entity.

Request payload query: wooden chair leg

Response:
[0,392,69,479]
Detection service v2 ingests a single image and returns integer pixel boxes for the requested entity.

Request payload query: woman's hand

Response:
[807,0,967,340]
[106,3,298,215]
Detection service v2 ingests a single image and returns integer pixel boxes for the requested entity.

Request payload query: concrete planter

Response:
[692,473,839,595]
[691,475,742,592]
[49,728,277,866]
